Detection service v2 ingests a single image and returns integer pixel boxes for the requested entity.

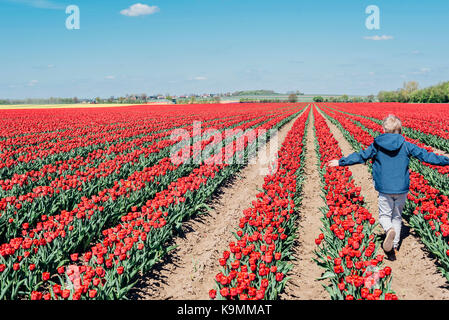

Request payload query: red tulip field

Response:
[1,102,449,300]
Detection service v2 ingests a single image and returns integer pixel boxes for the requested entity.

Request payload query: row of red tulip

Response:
[312,106,397,300]
[209,106,311,300]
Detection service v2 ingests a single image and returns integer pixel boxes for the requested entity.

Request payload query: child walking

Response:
[328,115,449,259]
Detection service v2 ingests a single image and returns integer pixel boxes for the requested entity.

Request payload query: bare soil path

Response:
[128,111,304,300]
[318,107,449,300]
[279,114,329,300]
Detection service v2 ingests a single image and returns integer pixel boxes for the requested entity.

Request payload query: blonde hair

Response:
[382,114,402,134]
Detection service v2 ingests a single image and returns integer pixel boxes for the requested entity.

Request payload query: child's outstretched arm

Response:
[328,143,377,167]
[406,142,449,166]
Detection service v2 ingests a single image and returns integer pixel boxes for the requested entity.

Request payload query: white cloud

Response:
[363,35,394,41]
[28,80,38,86]
[193,76,207,81]
[120,3,160,17]
[104,75,116,80]
[411,68,431,75]
[368,72,375,76]
[32,64,56,70]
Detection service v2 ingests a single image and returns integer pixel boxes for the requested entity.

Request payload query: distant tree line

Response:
[0,94,169,105]
[378,81,449,103]
[176,96,221,104]
[0,97,80,105]
[239,94,299,103]
[232,90,304,97]
[232,90,278,96]
[239,98,284,103]
[313,95,375,103]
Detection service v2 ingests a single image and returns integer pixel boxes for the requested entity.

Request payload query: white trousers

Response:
[378,192,408,249]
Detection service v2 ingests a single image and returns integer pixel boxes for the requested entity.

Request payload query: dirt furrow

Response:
[318,108,449,300]
[128,111,303,300]
[279,114,329,300]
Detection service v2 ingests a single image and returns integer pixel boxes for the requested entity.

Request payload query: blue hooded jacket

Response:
[339,133,449,194]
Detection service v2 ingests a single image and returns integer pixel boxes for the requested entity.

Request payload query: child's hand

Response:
[328,159,340,167]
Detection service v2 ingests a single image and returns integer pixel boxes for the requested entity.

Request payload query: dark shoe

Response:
[383,228,396,253]
[393,248,399,258]
[386,250,396,261]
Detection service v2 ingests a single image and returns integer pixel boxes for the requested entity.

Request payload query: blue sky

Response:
[0,0,448,98]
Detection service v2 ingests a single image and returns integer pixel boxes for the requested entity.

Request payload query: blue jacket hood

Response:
[374,134,405,152]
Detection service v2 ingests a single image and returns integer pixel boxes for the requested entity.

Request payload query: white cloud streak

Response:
[411,68,431,75]
[6,0,65,10]
[363,35,394,41]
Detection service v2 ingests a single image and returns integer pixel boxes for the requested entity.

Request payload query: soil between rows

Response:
[318,107,449,300]
[279,113,329,300]
[127,111,305,300]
